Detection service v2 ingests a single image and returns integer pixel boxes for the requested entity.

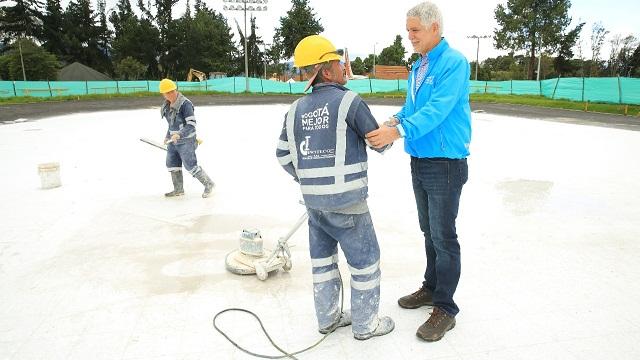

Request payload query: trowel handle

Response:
[279,212,309,243]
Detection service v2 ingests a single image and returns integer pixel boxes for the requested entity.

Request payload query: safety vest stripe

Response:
[186,120,196,127]
[285,99,301,170]
[300,177,367,195]
[311,253,339,268]
[277,140,289,151]
[313,269,340,283]
[296,162,368,178]
[348,260,379,276]
[278,154,292,165]
[334,91,357,185]
[351,276,380,291]
[185,116,195,121]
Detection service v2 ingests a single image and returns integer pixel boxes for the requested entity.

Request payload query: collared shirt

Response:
[413,56,429,98]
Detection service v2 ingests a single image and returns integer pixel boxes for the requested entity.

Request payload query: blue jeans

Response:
[306,208,382,335]
[166,137,199,175]
[411,157,468,316]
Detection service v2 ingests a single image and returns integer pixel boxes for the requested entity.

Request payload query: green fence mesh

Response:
[1,77,639,105]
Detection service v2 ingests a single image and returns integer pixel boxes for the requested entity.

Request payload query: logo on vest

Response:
[298,135,335,160]
[299,136,310,156]
[301,103,330,131]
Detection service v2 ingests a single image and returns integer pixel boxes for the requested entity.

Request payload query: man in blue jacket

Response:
[276,35,394,341]
[366,1,471,342]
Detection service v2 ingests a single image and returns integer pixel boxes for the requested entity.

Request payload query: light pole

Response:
[223,0,268,92]
[467,35,490,81]
[372,42,378,78]
[262,43,271,79]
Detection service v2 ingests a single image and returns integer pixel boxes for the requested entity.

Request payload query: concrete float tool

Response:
[225,211,308,280]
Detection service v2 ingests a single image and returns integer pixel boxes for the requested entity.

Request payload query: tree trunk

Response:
[528,47,536,80]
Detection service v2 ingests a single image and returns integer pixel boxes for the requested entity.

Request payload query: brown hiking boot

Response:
[416,307,456,342]
[398,286,434,309]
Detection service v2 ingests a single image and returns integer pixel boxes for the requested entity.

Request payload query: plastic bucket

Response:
[38,162,61,189]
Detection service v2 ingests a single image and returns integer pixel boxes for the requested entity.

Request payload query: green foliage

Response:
[351,57,366,75]
[273,0,323,60]
[0,39,59,80]
[494,0,584,79]
[0,0,44,41]
[377,35,406,66]
[115,56,146,80]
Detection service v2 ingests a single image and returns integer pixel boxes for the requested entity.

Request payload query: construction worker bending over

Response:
[276,35,394,341]
[159,79,214,198]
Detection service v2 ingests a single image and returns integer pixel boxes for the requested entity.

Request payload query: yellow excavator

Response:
[186,68,207,82]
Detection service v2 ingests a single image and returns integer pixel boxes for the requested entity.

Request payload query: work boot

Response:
[194,168,215,198]
[164,170,184,197]
[398,285,434,309]
[319,310,352,334]
[416,307,456,342]
[353,316,395,341]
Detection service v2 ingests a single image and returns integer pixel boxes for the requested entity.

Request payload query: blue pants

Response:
[307,208,381,335]
[411,157,468,316]
[166,137,200,175]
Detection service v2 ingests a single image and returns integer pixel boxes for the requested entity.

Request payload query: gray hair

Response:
[407,1,443,36]
[302,62,334,85]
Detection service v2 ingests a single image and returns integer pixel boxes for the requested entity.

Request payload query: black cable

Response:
[213,274,345,359]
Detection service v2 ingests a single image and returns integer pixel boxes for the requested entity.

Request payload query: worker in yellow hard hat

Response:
[276,35,394,341]
[158,78,215,198]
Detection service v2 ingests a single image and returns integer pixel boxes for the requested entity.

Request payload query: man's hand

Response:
[366,123,401,149]
[170,133,181,143]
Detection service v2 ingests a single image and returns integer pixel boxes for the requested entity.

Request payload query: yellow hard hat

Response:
[294,35,343,68]
[159,78,177,93]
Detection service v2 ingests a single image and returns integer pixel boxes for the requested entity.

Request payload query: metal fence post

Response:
[47,81,52,97]
[260,78,263,93]
[551,76,560,99]
[147,80,150,92]
[581,77,585,102]
[617,76,622,104]
[369,78,373,93]
[510,80,513,95]
[289,82,292,94]
[12,81,16,96]
[233,77,236,93]
[397,78,400,91]
[85,81,89,95]
[116,81,120,94]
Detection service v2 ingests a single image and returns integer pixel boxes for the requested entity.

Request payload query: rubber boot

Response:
[165,170,185,197]
[194,168,215,198]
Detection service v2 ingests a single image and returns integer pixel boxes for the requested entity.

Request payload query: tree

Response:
[41,0,65,58]
[494,0,584,79]
[63,0,111,74]
[553,22,584,76]
[0,38,58,80]
[273,0,323,61]
[630,44,640,77]
[589,22,608,77]
[0,0,44,43]
[115,56,146,79]
[377,35,406,66]
[351,56,365,75]
[110,0,161,78]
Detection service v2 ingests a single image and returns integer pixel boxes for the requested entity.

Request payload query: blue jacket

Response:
[276,84,387,211]
[396,38,471,159]
[161,93,197,144]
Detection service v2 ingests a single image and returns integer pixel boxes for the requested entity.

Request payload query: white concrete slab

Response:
[1,104,639,359]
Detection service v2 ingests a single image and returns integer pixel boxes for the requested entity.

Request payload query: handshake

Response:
[365,116,402,149]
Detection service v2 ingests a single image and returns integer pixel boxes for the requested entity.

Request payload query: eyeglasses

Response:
[319,49,344,60]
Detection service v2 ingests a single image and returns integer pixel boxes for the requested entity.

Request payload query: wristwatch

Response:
[395,123,406,138]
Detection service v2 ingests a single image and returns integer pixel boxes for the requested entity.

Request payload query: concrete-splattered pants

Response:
[307,208,381,336]
[166,137,200,175]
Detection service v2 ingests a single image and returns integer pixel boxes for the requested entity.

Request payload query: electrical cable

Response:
[213,275,344,359]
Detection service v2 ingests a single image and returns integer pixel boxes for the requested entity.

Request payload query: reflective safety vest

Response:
[277,84,380,211]
[161,93,197,141]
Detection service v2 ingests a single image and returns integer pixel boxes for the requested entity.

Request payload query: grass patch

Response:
[470,93,640,117]
[1,90,639,117]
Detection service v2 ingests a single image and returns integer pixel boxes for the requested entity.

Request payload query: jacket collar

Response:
[414,38,449,70]
[312,83,348,92]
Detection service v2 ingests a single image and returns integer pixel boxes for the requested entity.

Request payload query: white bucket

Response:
[38,162,61,189]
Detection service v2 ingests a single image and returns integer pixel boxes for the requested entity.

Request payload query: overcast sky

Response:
[96,0,640,62]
